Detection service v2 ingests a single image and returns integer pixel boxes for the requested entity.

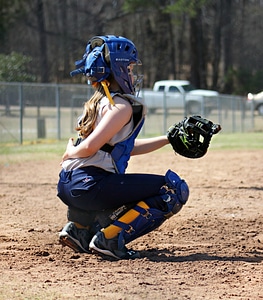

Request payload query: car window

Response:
[169,86,180,93]
[158,85,165,92]
[182,84,195,92]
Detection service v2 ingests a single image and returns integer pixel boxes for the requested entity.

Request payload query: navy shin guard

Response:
[112,169,189,244]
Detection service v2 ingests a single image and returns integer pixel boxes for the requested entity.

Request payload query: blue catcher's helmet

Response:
[70,35,142,94]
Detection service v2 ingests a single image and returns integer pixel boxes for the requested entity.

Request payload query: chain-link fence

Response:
[0,82,261,144]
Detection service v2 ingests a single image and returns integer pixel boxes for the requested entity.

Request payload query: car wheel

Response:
[257,104,263,116]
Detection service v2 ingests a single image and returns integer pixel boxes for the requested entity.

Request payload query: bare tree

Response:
[221,0,233,93]
[1,0,263,93]
[36,0,49,82]
[211,1,223,90]
[189,7,207,88]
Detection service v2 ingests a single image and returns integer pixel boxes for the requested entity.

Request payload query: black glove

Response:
[167,115,221,159]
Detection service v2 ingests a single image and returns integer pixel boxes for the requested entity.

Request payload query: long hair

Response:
[76,83,105,138]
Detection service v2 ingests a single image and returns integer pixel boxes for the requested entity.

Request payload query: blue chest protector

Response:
[101,94,146,174]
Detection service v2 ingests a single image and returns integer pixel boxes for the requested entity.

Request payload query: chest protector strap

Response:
[101,94,146,174]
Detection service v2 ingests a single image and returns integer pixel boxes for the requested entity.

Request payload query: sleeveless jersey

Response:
[61,93,146,173]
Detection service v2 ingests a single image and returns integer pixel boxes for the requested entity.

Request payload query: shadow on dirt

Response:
[141,249,263,263]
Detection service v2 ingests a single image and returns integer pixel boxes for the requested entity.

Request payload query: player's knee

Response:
[159,169,189,217]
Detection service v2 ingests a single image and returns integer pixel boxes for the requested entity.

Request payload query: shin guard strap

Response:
[112,204,151,234]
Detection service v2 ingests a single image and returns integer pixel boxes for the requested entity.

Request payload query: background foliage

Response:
[0,0,263,95]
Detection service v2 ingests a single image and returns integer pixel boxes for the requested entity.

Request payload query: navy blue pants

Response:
[57,166,166,211]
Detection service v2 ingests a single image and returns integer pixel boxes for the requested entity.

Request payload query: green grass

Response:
[0,139,66,163]
[0,132,262,164]
[0,139,66,155]
[209,132,263,150]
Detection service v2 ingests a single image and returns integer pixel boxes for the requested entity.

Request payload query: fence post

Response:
[163,91,168,134]
[18,83,23,144]
[251,100,255,130]
[56,84,61,140]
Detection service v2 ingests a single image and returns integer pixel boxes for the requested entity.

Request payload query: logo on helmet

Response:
[115,58,130,62]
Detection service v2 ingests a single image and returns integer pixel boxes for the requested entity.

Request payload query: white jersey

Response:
[62,95,134,173]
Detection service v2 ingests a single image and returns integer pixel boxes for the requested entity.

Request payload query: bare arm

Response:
[62,96,132,161]
[131,135,169,156]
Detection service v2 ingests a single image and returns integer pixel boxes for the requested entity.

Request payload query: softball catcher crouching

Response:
[57,35,221,260]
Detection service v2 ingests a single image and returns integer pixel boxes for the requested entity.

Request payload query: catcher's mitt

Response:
[167,115,221,158]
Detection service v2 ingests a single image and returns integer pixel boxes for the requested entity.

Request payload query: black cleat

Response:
[59,222,92,253]
[89,231,140,260]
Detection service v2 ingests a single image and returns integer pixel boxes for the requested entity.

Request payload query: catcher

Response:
[57,35,221,260]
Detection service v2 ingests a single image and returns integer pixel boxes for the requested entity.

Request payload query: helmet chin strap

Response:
[101,80,115,106]
[92,80,115,106]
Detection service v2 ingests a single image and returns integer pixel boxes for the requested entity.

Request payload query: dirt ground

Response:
[0,148,263,300]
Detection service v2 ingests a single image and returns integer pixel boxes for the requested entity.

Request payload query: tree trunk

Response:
[36,0,49,82]
[177,14,187,79]
[59,0,70,79]
[211,1,222,90]
[189,9,207,88]
[222,0,233,93]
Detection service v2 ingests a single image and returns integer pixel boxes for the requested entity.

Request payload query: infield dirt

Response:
[0,148,263,299]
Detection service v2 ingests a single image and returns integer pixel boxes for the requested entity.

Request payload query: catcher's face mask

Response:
[127,62,143,96]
